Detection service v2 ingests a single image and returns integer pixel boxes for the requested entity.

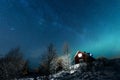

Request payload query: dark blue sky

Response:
[0,0,120,61]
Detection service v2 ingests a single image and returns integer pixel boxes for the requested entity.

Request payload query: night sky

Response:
[0,0,120,63]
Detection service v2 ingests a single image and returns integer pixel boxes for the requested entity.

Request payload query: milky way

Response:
[0,0,120,62]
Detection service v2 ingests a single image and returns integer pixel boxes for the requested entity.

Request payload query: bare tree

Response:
[22,60,30,76]
[39,43,57,75]
[63,42,71,70]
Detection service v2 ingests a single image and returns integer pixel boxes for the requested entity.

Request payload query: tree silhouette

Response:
[0,47,26,79]
[39,43,57,75]
[63,42,71,70]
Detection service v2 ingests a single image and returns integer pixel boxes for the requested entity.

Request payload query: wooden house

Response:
[74,51,95,64]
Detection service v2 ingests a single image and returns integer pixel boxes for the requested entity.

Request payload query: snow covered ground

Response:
[17,58,120,80]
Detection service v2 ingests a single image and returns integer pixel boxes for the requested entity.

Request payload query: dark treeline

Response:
[0,43,71,79]
[0,47,26,79]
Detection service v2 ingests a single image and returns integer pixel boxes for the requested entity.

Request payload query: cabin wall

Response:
[74,53,86,64]
[74,52,95,64]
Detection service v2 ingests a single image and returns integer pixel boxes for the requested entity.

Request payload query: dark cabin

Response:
[74,51,95,64]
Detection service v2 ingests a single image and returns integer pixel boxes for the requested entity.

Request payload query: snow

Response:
[70,70,75,74]
[70,64,80,70]
[16,58,120,80]
[17,78,34,80]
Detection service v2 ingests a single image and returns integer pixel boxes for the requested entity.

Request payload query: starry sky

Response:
[0,0,120,62]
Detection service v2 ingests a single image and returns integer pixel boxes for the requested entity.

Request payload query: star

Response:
[38,19,45,25]
[10,27,15,31]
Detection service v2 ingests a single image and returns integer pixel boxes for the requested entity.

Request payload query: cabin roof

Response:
[74,50,83,58]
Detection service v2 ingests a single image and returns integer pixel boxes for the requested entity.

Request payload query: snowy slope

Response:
[50,58,120,80]
[17,58,120,80]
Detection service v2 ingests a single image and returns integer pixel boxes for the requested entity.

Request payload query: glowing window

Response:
[78,53,82,57]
